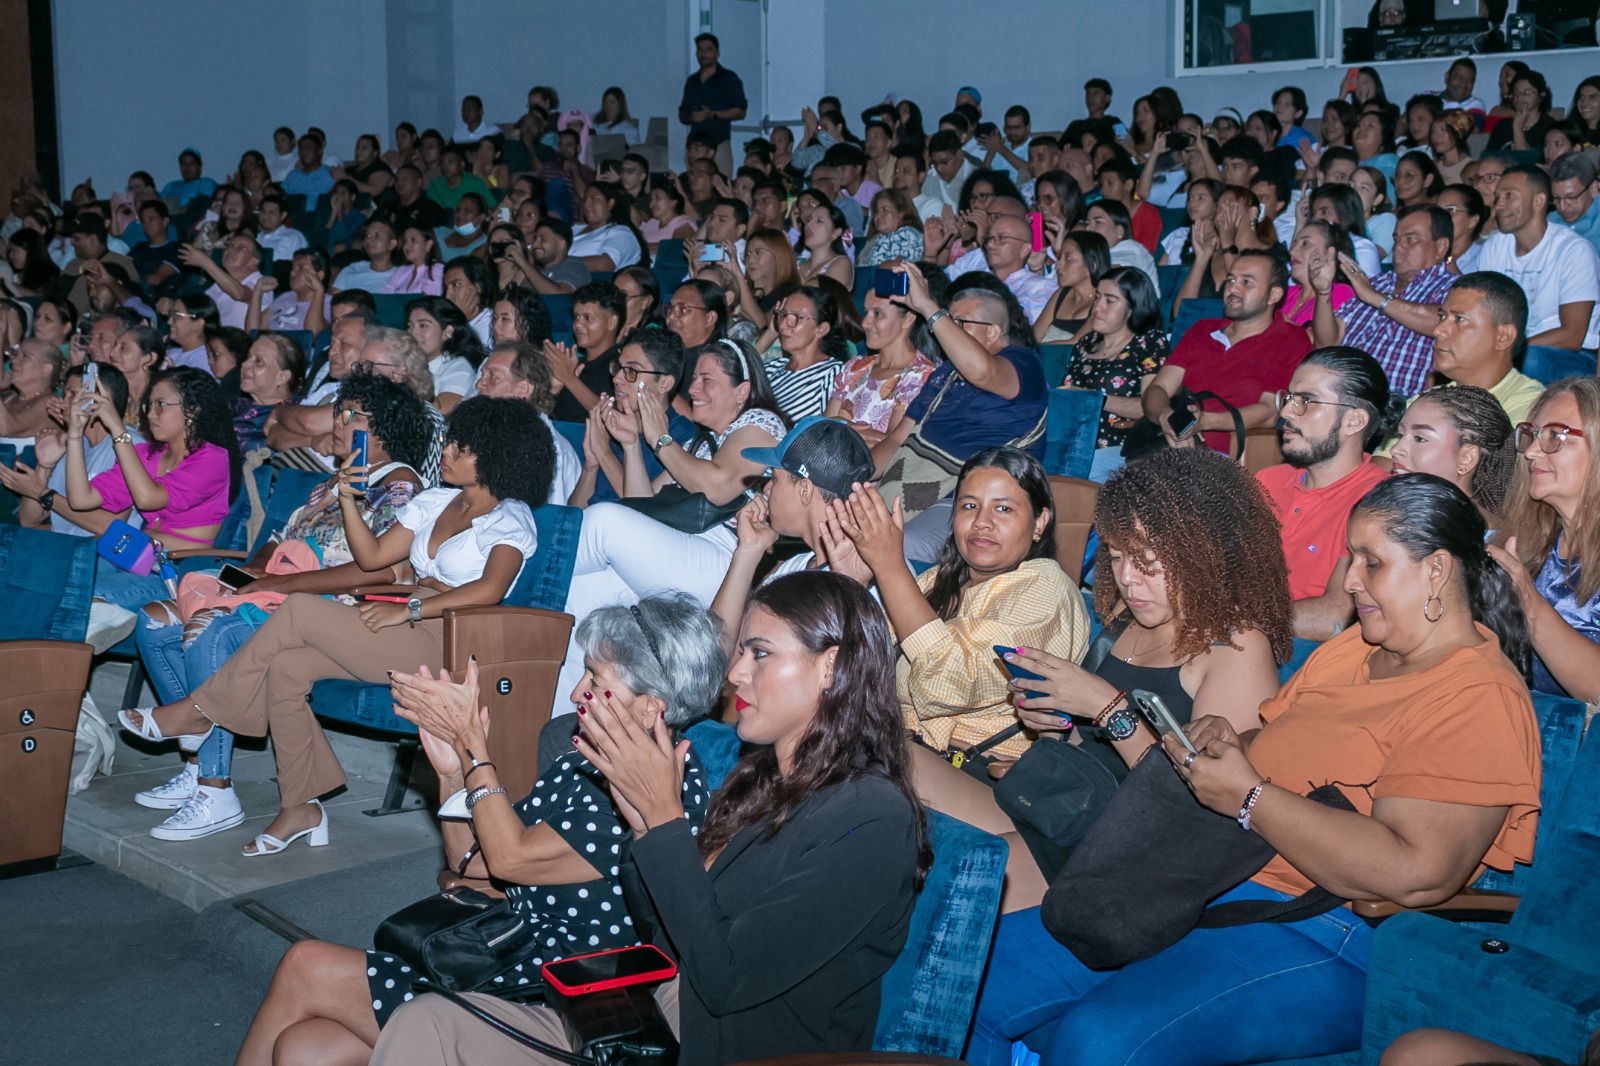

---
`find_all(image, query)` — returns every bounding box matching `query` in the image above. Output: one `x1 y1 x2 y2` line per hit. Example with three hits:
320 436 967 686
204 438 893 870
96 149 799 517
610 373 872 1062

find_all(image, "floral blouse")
1064 329 1171 449
277 464 421 568
828 352 937 433
858 226 924 269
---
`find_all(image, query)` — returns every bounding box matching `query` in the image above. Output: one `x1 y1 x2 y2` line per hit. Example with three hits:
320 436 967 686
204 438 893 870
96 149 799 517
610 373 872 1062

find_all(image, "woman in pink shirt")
1282 219 1356 333
65 365 240 609
385 224 445 296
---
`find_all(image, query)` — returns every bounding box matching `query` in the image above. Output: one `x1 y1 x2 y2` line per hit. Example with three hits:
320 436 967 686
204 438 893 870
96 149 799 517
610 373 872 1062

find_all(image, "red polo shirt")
1168 315 1312 453
1256 456 1389 600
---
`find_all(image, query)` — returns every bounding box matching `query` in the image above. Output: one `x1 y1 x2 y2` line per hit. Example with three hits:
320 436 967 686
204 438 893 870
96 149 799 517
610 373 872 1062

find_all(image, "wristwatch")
35 488 56 513
1101 706 1141 742
112 430 134 445
406 596 423 623
652 433 674 454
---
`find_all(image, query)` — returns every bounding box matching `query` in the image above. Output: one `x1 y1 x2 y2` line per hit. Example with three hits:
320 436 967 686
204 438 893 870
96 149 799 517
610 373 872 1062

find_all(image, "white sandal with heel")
242 800 330 858
117 706 215 752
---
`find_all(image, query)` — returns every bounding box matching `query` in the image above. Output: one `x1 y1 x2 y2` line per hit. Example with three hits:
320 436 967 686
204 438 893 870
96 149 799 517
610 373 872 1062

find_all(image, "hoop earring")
1423 594 1444 623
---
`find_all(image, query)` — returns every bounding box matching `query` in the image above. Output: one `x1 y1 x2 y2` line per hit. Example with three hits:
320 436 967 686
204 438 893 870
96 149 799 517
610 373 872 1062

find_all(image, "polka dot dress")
366 749 708 1026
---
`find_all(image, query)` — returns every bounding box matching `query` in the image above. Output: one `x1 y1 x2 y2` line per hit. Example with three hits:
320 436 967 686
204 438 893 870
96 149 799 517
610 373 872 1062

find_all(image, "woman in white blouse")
118 398 555 858
570 182 645 272
592 86 644 145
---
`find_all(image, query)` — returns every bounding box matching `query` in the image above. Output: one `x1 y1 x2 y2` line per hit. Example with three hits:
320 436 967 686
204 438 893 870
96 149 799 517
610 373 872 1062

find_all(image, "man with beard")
1256 347 1396 640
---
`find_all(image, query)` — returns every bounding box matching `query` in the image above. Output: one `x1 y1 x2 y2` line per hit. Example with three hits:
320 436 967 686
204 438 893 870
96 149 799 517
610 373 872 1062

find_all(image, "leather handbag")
615 431 746 534
417 981 678 1066
1040 749 1356 970
1120 387 1247 462
373 886 540 994
95 519 157 575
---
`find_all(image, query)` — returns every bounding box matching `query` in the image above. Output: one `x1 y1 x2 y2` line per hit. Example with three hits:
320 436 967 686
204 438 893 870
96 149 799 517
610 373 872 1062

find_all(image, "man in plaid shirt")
1313 204 1457 396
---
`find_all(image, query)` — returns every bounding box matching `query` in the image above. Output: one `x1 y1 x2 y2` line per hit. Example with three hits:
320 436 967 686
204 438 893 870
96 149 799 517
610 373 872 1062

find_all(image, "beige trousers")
190 592 444 807
370 979 681 1066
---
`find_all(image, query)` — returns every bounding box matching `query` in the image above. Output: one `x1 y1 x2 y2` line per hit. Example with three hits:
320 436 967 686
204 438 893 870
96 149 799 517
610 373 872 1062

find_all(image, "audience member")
571 182 645 271
179 233 274 329
385 223 445 295
1429 271 1544 426
1487 69 1555 153
281 134 335 199
1083 198 1158 294
1034 230 1109 344
1548 151 1600 257
825 288 938 445
425 144 492 212
1063 266 1170 481
159 149 216 205
1479 165 1600 383
1491 378 1600 701
231 333 305 452
0 335 62 437
1285 219 1356 332
545 280 625 422
1437 182 1489 273
472 339 580 504
763 285 847 420
1389 384 1516 521
332 218 400 293
405 295 487 412
678 32 747 175
61 215 137 314
443 257 496 344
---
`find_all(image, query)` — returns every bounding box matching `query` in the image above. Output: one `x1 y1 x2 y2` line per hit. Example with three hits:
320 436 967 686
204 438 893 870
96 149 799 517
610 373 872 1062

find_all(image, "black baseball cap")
741 415 875 498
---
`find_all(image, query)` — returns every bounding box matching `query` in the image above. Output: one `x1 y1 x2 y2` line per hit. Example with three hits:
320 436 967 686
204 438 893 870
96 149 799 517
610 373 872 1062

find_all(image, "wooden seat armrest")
347 584 420 598
167 548 249 560
1352 888 1521 922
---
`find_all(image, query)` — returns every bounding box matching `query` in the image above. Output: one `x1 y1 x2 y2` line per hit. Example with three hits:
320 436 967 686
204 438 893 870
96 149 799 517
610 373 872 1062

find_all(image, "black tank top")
1088 617 1196 724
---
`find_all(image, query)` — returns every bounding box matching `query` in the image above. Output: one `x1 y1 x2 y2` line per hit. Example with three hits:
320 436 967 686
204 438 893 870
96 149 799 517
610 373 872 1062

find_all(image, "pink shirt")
91 441 231 542
640 215 696 243
385 263 444 295
1282 284 1354 328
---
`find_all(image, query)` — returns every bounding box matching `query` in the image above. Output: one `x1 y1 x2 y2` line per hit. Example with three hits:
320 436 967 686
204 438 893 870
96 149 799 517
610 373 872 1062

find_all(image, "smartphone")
1112 121 1129 140
873 267 908 298
697 243 727 263
1026 211 1044 254
80 361 100 409
993 645 1048 701
541 944 676 996
1166 403 1199 439
216 563 257 591
350 429 368 491
1130 689 1198 754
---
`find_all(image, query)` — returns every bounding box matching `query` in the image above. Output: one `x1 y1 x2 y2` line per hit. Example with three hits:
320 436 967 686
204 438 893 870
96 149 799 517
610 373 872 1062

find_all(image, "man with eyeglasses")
1256 348 1392 640
1548 152 1600 257
977 214 1056 322
567 327 694 505
1478 164 1600 384
472 340 580 505
179 233 271 329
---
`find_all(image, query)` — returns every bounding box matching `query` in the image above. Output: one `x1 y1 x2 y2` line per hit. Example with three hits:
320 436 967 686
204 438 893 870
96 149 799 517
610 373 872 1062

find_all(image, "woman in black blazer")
369 570 931 1066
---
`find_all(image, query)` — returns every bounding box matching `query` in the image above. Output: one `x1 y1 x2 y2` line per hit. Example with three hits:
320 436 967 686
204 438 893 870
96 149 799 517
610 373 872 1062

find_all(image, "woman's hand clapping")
572 692 688 837
390 660 492 775
832 483 907 578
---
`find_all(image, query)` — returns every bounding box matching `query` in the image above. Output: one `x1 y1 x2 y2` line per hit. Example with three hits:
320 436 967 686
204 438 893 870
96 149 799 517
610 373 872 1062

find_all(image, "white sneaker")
149 786 245 841
134 763 199 810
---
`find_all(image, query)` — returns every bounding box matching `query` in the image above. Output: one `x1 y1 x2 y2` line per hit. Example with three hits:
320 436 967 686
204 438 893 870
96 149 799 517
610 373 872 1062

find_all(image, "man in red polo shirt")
1143 250 1311 455
1255 347 1395 639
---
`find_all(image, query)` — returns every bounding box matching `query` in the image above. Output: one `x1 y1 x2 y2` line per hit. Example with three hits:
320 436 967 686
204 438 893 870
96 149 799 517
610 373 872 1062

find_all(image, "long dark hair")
699 570 932 889
925 448 1055 621
1080 266 1161 356
615 264 661 326
586 180 652 270
407 296 489 368
142 367 243 501
788 284 850 361
1353 474 1531 679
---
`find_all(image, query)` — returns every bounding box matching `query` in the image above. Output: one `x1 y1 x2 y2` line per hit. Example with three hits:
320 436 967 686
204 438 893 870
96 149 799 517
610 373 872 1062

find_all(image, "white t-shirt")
1478 224 1600 350
469 308 493 346
333 261 396 293
430 354 478 399
593 120 644 145
1159 227 1190 265
1110 239 1160 294
397 487 539 587
570 223 642 269
260 226 308 265
208 271 273 329
542 413 581 506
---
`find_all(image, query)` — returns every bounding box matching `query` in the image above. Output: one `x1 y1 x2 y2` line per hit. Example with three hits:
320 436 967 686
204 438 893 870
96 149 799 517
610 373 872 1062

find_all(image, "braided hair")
1408 385 1516 517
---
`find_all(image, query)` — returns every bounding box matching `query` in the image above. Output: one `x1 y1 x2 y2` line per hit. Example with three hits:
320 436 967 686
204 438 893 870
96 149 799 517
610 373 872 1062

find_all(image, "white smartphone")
1130 689 1197 754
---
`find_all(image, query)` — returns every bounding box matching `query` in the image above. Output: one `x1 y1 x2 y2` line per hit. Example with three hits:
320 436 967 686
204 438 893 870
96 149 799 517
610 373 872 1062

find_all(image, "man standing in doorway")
679 32 747 177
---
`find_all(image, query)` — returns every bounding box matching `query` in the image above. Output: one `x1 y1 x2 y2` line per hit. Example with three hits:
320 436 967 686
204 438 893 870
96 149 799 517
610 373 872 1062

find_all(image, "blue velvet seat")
682 719 1009 1058
652 239 688 298
370 293 412 329
1169 296 1222 347
1042 387 1101 481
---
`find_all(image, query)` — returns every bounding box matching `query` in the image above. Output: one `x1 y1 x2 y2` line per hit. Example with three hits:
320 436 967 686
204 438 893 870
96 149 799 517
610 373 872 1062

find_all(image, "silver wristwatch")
406 596 423 623
652 432 674 454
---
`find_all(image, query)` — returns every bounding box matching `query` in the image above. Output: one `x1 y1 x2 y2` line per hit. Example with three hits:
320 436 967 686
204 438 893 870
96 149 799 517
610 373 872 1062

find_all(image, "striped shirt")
762 354 845 422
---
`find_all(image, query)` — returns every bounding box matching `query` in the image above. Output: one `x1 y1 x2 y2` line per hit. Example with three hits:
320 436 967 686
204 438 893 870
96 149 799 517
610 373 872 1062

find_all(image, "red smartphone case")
541 944 677 996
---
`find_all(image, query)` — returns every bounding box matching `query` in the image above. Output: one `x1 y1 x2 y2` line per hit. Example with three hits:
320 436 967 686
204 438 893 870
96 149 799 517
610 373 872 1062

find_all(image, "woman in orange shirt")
968 473 1542 1066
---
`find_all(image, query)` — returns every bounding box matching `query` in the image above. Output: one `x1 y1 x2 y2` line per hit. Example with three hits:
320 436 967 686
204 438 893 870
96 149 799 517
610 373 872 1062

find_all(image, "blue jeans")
92 558 170 611
135 611 258 779
967 881 1373 1066
1523 345 1597 386
1088 446 1126 484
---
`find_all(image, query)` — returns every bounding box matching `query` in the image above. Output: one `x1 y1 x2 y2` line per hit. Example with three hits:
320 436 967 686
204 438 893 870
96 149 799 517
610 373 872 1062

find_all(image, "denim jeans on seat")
1523 346 1598 386
967 880 1373 1066
92 559 171 611
135 610 258 779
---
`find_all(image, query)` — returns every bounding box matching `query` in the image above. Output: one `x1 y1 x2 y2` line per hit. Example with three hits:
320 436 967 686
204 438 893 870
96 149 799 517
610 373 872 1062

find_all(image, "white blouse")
397 487 538 587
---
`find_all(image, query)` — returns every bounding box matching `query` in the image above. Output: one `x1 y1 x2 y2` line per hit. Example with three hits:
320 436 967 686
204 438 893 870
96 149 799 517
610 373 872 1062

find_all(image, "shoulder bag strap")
410 981 592 1066
1187 390 1247 462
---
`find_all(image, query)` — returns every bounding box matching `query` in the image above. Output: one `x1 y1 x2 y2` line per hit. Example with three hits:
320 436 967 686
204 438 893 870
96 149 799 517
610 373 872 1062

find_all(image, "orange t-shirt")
1256 457 1389 600
1248 624 1541 897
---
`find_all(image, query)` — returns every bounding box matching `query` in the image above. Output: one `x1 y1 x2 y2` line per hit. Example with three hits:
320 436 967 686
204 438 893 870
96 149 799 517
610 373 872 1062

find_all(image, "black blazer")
628 773 920 1066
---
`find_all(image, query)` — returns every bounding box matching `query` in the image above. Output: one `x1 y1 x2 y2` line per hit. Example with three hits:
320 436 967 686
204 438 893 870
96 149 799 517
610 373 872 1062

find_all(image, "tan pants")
190 592 444 807
370 979 681 1065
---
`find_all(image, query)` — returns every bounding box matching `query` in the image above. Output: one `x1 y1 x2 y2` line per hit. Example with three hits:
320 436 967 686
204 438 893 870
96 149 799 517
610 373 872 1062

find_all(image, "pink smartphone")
1027 212 1044 253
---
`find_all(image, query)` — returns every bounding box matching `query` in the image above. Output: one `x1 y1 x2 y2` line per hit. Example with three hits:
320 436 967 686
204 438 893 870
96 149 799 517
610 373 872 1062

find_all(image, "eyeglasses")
774 310 815 325
336 406 369 424
1275 390 1356 416
141 399 179 414
664 301 706 317
953 316 996 330
983 233 1027 246
1515 421 1587 453
167 311 200 321
1472 172 1505 186
609 359 672 383
352 360 400 374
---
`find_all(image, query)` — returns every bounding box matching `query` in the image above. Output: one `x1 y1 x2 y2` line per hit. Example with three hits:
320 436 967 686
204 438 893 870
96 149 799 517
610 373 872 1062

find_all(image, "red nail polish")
577 706 586 716
571 735 580 745
603 691 612 699
582 691 593 701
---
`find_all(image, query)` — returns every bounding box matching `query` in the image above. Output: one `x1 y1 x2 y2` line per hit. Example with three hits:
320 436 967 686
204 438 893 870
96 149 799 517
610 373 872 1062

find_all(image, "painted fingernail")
582 691 593 701
1015 647 1027 654
577 706 586 716
470 654 477 663
571 735 580 745
386 671 393 677
603 691 612 699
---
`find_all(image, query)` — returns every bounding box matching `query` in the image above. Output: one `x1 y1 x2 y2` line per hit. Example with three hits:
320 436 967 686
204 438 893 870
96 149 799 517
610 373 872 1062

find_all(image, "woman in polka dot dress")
232 593 725 1066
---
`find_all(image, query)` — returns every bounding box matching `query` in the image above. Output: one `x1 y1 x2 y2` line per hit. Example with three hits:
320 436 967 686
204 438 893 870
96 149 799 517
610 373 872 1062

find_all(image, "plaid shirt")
1337 263 1457 397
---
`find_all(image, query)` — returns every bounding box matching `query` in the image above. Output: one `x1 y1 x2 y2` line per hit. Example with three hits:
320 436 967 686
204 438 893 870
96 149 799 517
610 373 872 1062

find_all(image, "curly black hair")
141 366 243 502
1093 447 1293 664
496 285 553 348
444 395 554 506
336 371 435 473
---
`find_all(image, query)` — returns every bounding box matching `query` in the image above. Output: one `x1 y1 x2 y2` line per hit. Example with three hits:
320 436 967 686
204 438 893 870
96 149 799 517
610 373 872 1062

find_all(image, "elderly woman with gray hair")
230 592 723 1066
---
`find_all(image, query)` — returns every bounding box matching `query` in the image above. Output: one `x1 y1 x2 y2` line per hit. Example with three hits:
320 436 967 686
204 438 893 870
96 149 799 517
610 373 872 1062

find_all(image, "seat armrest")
1353 888 1520 923
168 548 249 560
348 584 419 598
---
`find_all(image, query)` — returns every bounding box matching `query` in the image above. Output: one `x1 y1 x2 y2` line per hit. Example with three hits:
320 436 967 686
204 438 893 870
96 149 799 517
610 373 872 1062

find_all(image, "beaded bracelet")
1091 689 1129 730
1238 780 1270 832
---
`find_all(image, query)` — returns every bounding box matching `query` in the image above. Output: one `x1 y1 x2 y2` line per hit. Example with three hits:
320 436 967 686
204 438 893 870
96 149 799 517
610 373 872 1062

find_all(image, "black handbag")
373 887 541 993
1040 749 1356 970
415 979 678 1066
1120 386 1247 462
615 431 747 534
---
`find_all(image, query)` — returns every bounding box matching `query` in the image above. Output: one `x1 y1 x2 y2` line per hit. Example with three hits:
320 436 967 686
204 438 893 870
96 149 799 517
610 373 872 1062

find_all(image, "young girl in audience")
1035 231 1110 345
386 224 444 296
1155 177 1221 272
405 296 487 413
232 594 721 1066
970 473 1540 1066
1354 163 1396 257
738 227 802 328
1389 385 1516 522
192 185 254 252
1490 378 1600 701
130 373 430 843
371 571 928 1066
795 203 854 290
1392 150 1444 210
118 397 553 857
1310 182 1384 277
1061 266 1170 481
826 288 938 445
833 448 1090 909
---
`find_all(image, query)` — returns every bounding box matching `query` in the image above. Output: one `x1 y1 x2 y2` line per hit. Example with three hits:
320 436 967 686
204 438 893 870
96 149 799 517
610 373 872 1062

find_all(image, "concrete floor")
65 658 446 911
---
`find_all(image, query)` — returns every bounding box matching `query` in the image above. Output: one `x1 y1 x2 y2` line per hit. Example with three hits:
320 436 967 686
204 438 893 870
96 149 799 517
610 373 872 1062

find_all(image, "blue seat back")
1156 206 1190 240
549 420 586 456
680 719 1007 1057
1037 343 1074 389
544 294 574 339
1043 388 1102 480
1170 298 1222 347
652 240 688 298
371 293 413 329
0 526 97 642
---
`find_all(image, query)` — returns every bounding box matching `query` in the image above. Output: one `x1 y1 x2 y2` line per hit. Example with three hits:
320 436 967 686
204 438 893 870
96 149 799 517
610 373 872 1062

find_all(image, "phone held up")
993 645 1049 703
1026 212 1044 254
873 267 908 298
350 430 368 492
